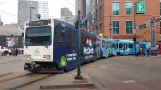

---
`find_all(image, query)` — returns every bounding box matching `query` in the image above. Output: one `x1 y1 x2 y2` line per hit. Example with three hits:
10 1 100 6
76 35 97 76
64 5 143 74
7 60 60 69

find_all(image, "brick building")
84 0 160 41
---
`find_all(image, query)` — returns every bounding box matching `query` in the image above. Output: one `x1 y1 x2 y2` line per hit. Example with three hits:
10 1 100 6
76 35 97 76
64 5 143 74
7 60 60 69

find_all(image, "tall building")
38 1 49 19
86 0 160 41
18 0 49 29
61 8 73 17
85 0 90 15
0 16 3 26
61 7 75 22
75 0 82 15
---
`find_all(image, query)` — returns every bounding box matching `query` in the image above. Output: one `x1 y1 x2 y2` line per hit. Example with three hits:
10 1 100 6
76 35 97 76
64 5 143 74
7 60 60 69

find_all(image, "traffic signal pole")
75 10 83 79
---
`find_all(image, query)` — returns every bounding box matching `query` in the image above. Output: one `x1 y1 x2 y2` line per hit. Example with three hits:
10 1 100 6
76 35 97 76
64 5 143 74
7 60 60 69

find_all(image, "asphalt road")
80 55 161 90
0 55 25 73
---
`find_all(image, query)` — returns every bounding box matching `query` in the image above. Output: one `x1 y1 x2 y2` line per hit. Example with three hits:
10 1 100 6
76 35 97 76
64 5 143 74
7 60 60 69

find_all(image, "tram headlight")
24 54 28 58
46 55 51 59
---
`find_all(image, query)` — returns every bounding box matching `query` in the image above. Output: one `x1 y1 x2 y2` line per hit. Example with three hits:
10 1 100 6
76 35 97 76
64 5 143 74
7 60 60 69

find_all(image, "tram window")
119 43 122 48
159 45 161 49
129 44 133 48
68 31 72 49
55 24 65 45
102 40 105 47
112 43 115 48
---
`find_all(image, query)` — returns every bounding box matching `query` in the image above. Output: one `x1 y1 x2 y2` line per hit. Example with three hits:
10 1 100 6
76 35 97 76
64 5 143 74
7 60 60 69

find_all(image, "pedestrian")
147 48 150 56
15 49 18 56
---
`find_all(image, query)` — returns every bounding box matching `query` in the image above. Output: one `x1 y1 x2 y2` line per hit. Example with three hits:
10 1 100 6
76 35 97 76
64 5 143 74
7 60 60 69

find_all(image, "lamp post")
29 7 35 21
75 10 83 79
133 2 137 56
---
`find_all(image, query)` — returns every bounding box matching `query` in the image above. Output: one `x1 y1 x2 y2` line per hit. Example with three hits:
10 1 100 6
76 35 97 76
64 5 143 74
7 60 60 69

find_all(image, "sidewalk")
40 72 95 89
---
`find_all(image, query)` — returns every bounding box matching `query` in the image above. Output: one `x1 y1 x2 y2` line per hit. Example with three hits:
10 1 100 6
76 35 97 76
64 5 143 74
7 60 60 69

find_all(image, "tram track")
0 72 54 90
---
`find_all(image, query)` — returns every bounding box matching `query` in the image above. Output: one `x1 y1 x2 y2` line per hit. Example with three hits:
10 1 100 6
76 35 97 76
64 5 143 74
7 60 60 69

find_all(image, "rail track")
0 72 54 90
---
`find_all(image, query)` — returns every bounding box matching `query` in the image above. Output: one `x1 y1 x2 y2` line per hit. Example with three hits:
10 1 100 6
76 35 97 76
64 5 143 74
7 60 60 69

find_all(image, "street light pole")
75 10 83 79
109 14 112 39
134 2 137 56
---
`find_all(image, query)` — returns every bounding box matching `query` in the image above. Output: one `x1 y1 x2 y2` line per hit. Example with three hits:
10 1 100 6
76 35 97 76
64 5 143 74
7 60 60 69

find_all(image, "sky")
0 0 75 24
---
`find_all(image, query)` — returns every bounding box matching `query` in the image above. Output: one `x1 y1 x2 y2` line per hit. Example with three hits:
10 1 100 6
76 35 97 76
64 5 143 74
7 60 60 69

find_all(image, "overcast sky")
0 0 75 24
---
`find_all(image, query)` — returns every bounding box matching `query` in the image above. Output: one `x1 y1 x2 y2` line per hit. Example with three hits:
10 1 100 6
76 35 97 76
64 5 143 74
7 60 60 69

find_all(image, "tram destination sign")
29 20 49 26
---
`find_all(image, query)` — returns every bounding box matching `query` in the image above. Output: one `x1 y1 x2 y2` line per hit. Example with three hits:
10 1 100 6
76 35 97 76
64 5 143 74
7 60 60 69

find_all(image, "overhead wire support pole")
133 2 137 56
75 9 83 80
109 14 112 39
64 0 83 79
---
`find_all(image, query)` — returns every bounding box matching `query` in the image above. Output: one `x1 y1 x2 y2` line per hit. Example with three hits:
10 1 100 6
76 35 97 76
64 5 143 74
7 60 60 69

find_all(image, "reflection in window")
112 2 119 15
25 26 51 46
126 2 132 15
54 24 65 45
126 21 133 34
112 21 119 34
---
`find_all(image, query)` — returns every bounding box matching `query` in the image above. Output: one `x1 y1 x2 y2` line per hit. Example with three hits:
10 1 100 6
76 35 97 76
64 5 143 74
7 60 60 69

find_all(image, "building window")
95 0 98 5
126 2 132 15
100 23 102 32
112 2 119 15
126 21 133 34
96 9 98 20
100 5 102 18
112 21 119 34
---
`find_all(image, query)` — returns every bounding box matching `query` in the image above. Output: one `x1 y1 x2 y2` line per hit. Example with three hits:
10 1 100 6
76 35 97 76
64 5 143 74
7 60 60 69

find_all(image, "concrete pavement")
1 55 161 90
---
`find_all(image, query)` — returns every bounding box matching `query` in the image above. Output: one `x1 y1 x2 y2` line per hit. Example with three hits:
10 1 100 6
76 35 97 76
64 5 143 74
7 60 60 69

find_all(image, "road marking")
122 80 136 83
99 66 107 69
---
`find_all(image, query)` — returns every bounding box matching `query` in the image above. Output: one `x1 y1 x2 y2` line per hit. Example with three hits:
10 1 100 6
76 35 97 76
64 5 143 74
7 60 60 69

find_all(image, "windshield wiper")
45 45 48 48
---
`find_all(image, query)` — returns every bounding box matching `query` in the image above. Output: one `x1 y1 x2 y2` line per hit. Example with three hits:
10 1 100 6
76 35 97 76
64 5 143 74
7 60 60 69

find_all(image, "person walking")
15 49 18 56
147 48 150 56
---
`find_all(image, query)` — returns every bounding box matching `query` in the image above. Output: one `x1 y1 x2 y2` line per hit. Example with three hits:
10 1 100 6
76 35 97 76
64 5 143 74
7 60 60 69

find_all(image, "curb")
0 72 13 77
40 83 94 89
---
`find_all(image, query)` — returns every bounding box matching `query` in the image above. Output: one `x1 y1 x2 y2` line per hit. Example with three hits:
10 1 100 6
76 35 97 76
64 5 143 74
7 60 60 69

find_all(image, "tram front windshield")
25 26 51 46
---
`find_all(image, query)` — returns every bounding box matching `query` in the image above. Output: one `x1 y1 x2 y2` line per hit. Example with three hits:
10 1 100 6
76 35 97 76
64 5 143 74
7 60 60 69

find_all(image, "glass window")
100 23 102 32
25 26 51 46
100 5 102 18
129 44 133 48
112 2 119 15
119 43 122 48
54 24 65 45
126 2 132 15
126 21 133 34
112 21 119 34
96 9 98 20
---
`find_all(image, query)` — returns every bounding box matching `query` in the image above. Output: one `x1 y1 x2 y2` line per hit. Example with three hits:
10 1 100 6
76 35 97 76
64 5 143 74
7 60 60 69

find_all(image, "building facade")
61 7 75 22
75 0 82 15
38 1 49 19
0 26 23 48
87 0 160 41
18 0 49 29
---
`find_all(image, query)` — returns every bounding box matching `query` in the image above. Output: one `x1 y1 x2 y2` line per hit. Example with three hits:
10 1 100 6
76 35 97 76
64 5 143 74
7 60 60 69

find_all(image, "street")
0 55 25 73
0 55 161 90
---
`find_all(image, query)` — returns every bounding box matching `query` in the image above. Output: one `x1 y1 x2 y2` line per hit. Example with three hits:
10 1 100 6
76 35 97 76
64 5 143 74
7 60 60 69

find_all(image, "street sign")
136 1 146 14
139 24 146 30
146 21 150 26
90 31 97 34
